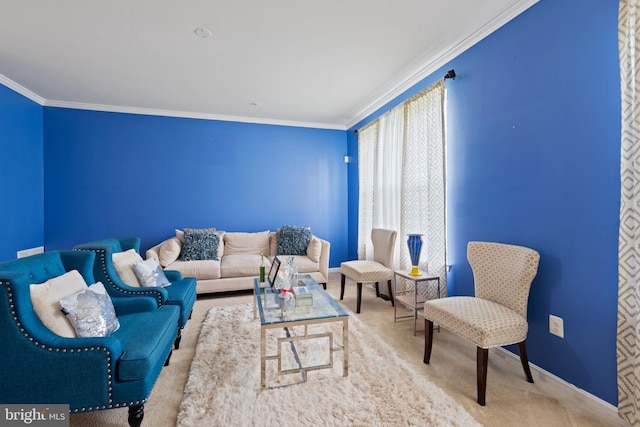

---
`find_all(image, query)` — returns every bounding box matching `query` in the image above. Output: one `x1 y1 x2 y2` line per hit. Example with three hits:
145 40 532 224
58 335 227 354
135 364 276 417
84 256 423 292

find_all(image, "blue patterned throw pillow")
181 232 220 261
277 225 312 256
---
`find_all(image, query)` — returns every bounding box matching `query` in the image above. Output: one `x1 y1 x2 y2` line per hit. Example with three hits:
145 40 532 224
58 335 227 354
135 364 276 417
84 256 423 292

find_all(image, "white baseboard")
493 347 626 426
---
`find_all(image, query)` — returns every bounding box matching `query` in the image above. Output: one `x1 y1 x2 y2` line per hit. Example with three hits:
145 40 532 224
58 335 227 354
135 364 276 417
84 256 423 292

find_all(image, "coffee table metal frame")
253 275 349 389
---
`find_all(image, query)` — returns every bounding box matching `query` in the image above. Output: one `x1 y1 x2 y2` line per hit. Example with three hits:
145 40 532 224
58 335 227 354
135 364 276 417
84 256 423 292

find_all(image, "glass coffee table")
253 274 349 389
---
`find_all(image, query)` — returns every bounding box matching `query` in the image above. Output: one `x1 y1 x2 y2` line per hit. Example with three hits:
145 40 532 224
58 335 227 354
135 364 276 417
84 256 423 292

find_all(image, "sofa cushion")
166 260 221 280
164 278 198 328
112 249 144 287
221 254 263 277
133 258 171 287
184 227 217 234
59 282 120 337
181 232 220 261
306 237 322 262
277 225 312 256
159 237 182 267
114 304 179 381
30 269 88 338
224 231 270 256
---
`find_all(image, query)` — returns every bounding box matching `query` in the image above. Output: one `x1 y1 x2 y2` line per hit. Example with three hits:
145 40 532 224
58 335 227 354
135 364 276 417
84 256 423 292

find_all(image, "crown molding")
345 0 539 129
1 0 536 132
0 73 45 105
41 99 345 130
42 99 346 130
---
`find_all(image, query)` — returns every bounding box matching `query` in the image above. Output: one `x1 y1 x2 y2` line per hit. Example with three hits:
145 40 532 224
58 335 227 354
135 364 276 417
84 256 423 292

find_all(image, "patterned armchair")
0 250 179 426
423 241 540 405
73 237 197 348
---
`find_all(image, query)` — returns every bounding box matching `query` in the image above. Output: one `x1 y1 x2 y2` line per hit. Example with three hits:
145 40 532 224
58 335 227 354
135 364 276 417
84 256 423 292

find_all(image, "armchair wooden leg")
164 349 173 367
518 341 534 383
174 329 182 349
340 274 346 300
423 319 434 364
477 347 489 406
356 283 363 313
128 404 144 427
320 282 327 290
387 280 394 306
375 282 380 297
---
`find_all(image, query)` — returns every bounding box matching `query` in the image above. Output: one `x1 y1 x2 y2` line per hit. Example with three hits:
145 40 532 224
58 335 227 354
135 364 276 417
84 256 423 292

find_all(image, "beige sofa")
146 229 330 295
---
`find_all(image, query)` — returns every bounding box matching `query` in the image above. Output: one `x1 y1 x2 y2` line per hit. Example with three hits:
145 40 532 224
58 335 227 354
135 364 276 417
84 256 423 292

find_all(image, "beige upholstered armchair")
340 228 397 313
423 241 540 405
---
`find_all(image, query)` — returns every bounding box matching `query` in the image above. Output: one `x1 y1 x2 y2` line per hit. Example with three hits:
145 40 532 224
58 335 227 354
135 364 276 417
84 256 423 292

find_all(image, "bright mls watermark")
0 405 69 427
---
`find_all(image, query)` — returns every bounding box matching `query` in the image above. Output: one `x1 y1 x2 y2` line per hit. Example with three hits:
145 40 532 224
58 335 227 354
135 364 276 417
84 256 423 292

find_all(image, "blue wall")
42 108 348 265
0 0 622 407
0 85 44 260
349 0 620 405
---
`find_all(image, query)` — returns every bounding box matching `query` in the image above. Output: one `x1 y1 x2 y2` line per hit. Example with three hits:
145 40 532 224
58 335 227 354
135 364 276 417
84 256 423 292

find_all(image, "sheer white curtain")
357 105 404 264
403 82 447 297
357 80 447 298
618 1 640 423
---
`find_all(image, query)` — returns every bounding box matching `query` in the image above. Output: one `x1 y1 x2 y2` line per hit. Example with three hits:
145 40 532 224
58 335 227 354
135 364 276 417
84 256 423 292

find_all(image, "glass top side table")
393 269 440 335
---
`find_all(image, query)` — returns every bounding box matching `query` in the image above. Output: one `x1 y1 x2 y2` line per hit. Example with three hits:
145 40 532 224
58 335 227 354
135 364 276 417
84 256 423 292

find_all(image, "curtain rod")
354 69 455 134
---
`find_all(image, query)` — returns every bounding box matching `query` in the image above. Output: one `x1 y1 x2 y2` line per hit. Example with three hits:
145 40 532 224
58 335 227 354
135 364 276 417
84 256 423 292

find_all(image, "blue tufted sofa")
74 237 197 349
0 250 180 427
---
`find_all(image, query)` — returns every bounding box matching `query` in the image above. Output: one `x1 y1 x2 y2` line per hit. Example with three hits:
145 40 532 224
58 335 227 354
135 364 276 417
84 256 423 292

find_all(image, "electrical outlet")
549 314 564 338
16 246 44 259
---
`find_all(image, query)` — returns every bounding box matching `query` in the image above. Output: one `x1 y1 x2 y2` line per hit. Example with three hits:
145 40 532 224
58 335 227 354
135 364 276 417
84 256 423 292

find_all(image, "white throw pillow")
269 230 280 257
30 270 88 338
215 231 225 259
306 237 322 262
133 258 171 287
59 282 120 337
112 249 144 287
159 237 182 267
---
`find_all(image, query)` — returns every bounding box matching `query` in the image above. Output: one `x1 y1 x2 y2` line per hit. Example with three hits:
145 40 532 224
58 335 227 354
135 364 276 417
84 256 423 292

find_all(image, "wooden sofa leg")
518 341 534 383
356 283 362 313
340 274 346 300
423 319 434 364
477 347 489 406
174 329 182 350
128 404 144 427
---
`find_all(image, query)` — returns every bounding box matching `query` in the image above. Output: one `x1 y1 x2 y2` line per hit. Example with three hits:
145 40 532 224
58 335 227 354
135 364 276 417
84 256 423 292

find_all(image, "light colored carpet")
69 273 622 426
176 303 482 427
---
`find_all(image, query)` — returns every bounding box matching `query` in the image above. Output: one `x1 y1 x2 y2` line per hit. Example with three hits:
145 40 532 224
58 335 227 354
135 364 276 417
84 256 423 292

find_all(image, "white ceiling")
0 0 537 130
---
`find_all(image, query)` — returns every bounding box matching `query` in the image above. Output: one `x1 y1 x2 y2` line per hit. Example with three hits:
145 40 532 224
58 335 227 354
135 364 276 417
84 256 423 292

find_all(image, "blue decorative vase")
407 234 423 276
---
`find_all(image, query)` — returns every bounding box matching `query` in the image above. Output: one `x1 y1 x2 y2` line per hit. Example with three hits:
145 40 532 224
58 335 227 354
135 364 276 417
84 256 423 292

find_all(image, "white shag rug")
177 303 482 427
